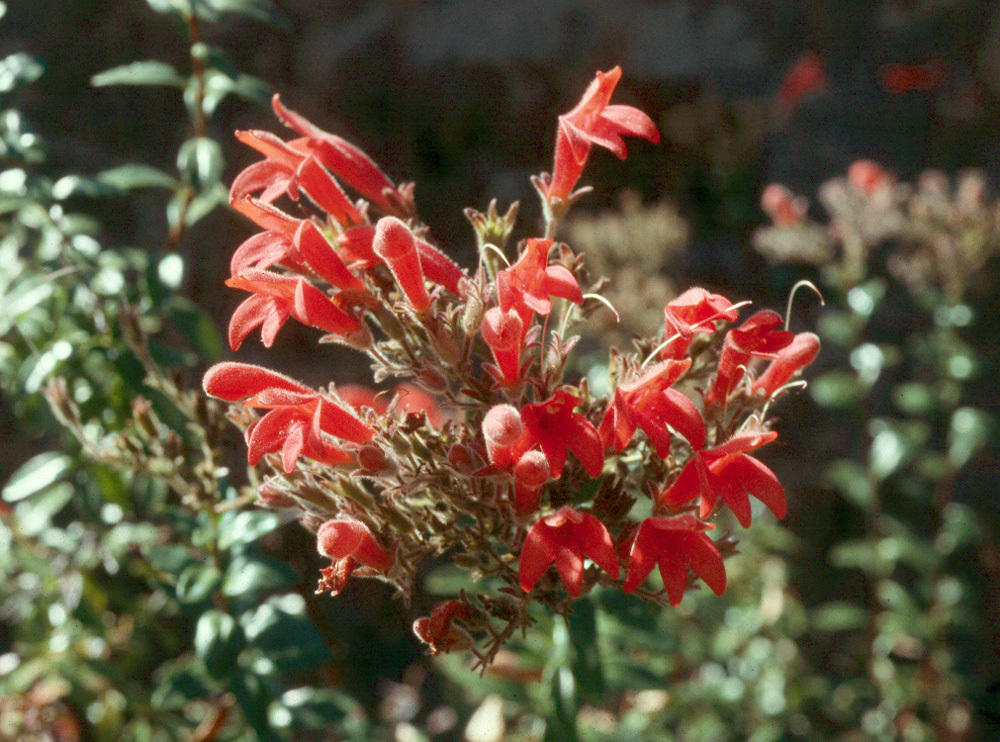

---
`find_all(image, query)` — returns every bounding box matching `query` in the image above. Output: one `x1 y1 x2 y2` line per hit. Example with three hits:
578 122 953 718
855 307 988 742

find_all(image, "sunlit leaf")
92 61 186 88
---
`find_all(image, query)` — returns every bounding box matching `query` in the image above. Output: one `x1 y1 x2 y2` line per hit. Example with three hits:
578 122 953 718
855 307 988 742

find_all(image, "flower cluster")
203 69 817 661
755 161 1000 298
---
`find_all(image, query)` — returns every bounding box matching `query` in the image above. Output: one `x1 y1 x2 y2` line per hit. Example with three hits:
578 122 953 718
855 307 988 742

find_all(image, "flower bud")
482 404 524 466
513 450 550 515
372 216 431 312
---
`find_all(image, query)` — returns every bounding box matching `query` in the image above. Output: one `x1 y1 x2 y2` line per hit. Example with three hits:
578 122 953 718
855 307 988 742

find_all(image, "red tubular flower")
703 310 794 406
203 362 374 472
226 269 360 349
761 184 808 227
337 383 446 428
271 94 410 216
658 423 785 528
599 358 703 457
510 389 603 479
413 600 473 655
519 506 619 597
542 66 660 207
230 198 362 290
482 404 524 467
316 519 393 570
231 129 366 228
753 331 820 396
496 238 583 323
371 216 431 312
622 515 726 604
316 519 393 596
512 450 550 515
480 307 526 387
848 160 891 195
660 287 739 359
337 224 465 294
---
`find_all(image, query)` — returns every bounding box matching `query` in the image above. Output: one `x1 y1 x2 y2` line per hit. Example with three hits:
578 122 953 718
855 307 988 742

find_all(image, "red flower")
703 310 794 406
761 184 808 227
334 224 466 295
753 331 820 396
512 450 550 515
541 66 660 207
337 383 447 428
847 160 892 195
510 389 603 479
271 94 412 217
776 51 828 113
316 519 393 596
496 238 583 323
657 423 785 528
480 307 526 387
372 216 431 312
230 199 362 291
231 129 365 228
226 269 361 349
482 404 524 467
622 515 726 604
203 362 374 472
599 358 703 457
413 600 473 655
660 287 739 359
519 506 619 597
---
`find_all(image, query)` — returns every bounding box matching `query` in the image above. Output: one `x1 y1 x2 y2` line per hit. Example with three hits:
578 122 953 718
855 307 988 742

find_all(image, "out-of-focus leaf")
3 451 72 502
948 406 991 469
891 382 935 416
0 53 44 93
176 563 222 604
195 610 244 679
809 371 861 408
167 295 224 360
204 0 289 27
96 164 179 192
241 595 330 674
177 137 223 191
218 510 281 550
229 673 282 742
867 418 929 481
14 481 74 536
811 601 868 632
823 460 875 512
276 687 366 733
92 61 186 88
151 663 211 710
222 553 297 598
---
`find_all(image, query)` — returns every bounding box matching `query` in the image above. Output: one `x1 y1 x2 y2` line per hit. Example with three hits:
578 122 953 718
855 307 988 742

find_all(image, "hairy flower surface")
542 66 660 208
622 516 726 603
520 507 618 597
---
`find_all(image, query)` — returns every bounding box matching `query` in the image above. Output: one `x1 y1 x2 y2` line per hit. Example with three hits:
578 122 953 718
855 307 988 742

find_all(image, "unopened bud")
358 444 390 473
460 288 485 336
482 404 523 467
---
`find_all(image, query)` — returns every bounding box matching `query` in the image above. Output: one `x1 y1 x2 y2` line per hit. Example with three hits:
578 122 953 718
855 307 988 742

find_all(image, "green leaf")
204 0 289 27
176 563 222 604
14 481 74 536
96 164 179 192
222 554 297 598
218 510 281 550
3 452 72 502
229 673 282 742
276 687 365 732
194 610 244 679
809 371 861 408
241 595 330 674
867 418 930 481
176 137 224 191
168 296 224 360
811 601 868 632
91 61 186 88
948 406 991 469
823 460 875 512
0 53 44 93
891 382 936 416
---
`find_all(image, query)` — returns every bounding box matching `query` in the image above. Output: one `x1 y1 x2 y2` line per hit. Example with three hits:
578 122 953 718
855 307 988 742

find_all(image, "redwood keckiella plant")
203 69 818 663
